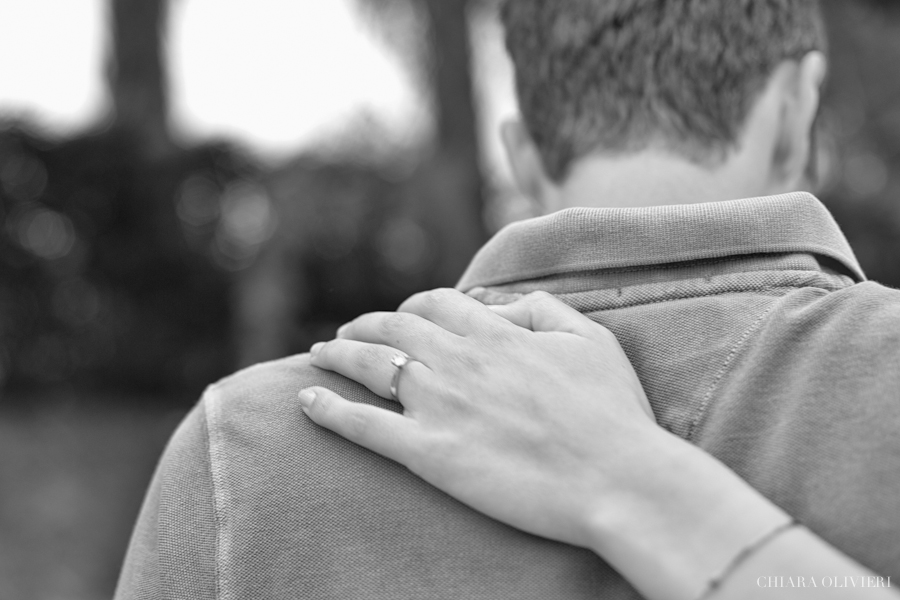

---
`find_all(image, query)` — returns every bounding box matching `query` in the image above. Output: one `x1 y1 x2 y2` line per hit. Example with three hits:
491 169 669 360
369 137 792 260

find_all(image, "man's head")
499 0 828 211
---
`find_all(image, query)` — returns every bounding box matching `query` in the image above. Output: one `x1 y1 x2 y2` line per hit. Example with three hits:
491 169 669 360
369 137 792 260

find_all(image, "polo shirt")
115 192 900 600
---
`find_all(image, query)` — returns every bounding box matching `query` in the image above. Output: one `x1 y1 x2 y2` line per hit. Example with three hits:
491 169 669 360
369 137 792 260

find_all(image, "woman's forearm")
587 430 897 600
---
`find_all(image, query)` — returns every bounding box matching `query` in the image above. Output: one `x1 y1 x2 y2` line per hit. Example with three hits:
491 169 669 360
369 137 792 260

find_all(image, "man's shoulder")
142 353 617 600
160 351 405 491
202 353 394 427
196 353 398 470
114 357 337 600
206 353 337 407
772 280 900 353
151 354 367 504
724 280 900 392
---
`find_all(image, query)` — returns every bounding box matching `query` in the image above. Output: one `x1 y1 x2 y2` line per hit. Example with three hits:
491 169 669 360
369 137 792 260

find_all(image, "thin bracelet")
697 519 798 600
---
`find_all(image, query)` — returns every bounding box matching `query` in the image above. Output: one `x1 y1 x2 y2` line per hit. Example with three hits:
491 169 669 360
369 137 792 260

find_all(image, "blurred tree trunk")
235 0 491 366
427 0 480 157
106 0 172 157
418 0 488 286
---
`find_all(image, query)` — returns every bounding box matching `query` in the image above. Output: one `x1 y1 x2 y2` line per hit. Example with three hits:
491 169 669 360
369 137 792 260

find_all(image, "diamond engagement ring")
389 354 410 401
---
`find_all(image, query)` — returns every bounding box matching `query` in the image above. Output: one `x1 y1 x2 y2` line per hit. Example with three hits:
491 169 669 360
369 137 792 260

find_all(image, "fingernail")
309 342 324 357
298 388 316 410
336 323 349 338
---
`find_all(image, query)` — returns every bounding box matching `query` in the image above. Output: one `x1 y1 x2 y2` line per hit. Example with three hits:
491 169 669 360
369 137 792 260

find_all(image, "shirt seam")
202 386 231 600
565 282 838 312
684 302 779 442
512 253 833 279
461 244 865 290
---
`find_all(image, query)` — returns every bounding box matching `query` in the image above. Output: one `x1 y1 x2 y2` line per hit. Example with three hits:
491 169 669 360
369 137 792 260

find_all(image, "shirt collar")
457 192 865 291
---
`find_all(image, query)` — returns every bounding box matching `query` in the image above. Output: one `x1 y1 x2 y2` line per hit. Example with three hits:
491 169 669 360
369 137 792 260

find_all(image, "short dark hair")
501 0 826 181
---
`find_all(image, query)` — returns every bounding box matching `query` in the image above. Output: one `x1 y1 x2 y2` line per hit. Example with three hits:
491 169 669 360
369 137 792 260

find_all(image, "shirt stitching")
561 283 835 312
515 253 825 278
684 303 779 442
202 386 231 600
462 242 865 290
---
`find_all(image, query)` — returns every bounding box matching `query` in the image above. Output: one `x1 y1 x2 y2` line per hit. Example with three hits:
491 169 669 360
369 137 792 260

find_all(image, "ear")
500 119 561 213
769 51 827 190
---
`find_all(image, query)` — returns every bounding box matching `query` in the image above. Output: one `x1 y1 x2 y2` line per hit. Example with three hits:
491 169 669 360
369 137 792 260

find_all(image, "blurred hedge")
0 125 253 399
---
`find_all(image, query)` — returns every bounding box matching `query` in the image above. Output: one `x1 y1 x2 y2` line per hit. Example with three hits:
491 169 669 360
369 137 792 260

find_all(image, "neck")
552 149 782 210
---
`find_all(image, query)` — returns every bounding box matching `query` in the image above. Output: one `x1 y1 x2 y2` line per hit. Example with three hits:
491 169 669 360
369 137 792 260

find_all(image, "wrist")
584 430 790 600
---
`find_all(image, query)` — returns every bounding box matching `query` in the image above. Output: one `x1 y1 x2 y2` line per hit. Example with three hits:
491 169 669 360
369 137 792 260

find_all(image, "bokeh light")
15 207 77 261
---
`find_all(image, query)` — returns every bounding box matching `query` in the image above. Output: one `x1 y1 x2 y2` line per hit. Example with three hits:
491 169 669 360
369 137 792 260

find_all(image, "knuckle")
431 287 457 301
417 288 455 312
378 312 407 339
415 289 442 313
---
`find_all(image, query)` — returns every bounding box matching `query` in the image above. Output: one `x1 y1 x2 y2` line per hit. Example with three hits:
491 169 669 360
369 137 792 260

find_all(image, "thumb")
488 291 611 343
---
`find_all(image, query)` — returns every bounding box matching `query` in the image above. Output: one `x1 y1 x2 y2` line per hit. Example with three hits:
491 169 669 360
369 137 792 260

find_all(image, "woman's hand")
302 288 656 549
300 289 894 600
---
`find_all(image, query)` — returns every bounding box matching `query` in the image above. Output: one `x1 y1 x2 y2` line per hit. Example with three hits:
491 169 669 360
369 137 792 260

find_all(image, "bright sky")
0 0 109 130
0 0 516 168
168 0 426 155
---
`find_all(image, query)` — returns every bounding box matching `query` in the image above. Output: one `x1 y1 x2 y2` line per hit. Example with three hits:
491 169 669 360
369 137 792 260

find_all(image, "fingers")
310 339 433 403
299 387 417 465
398 288 508 337
310 340 396 399
336 310 458 359
488 291 614 343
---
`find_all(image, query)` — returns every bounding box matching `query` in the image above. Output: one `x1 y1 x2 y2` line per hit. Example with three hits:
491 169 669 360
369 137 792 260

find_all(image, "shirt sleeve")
114 400 219 600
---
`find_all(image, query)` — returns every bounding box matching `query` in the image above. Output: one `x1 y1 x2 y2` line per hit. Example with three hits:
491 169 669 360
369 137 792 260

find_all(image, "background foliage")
2 0 900 402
